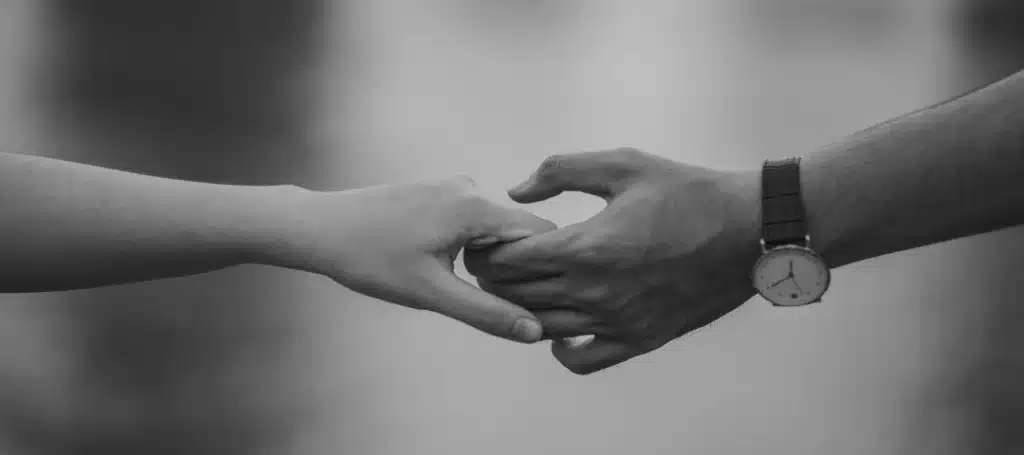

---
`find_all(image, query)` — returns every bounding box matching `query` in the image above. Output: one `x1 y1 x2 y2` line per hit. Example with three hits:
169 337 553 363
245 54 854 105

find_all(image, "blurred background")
0 0 1022 454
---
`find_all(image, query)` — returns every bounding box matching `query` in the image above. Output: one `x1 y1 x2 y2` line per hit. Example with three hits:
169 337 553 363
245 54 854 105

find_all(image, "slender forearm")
0 152 302 292
803 70 1024 269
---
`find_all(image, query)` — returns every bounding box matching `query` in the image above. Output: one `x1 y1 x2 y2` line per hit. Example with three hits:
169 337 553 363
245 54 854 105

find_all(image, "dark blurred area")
955 0 1024 82
4 1 335 454
40 0 330 184
0 0 1022 454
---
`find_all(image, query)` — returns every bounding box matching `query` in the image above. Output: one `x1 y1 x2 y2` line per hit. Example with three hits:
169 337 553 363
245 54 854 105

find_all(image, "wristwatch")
751 157 831 307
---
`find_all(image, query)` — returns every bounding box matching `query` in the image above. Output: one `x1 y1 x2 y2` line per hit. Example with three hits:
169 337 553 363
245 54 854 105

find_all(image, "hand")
464 148 763 374
275 175 557 343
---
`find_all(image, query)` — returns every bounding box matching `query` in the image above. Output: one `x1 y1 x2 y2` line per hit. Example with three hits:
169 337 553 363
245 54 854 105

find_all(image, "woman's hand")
272 175 557 343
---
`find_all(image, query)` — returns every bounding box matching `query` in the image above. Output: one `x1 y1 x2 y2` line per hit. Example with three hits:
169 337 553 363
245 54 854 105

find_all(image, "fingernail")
513 318 543 343
563 334 595 349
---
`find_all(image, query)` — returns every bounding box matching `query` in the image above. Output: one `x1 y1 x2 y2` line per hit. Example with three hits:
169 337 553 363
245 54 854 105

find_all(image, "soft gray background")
0 0 1022 454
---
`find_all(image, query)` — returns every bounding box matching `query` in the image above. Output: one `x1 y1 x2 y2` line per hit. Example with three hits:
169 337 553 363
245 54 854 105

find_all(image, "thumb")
409 260 544 343
508 148 647 203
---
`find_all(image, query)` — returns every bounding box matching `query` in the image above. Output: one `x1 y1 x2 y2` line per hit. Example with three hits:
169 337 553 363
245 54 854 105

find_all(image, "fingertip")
507 178 531 196
550 337 628 375
513 317 544 343
506 186 532 202
419 266 547 343
507 184 558 204
550 343 597 376
506 173 550 203
562 334 595 349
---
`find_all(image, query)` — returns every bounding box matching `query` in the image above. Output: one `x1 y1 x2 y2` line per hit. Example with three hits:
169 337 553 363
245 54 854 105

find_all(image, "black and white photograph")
0 0 1021 454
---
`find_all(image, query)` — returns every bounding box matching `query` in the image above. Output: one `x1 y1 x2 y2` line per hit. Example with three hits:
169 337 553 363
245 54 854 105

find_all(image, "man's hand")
272 175 557 343
464 148 763 374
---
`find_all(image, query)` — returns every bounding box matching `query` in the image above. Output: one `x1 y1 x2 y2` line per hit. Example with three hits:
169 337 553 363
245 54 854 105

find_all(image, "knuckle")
538 154 572 177
613 146 644 158
572 285 609 306
605 147 646 165
598 147 651 176
570 230 631 267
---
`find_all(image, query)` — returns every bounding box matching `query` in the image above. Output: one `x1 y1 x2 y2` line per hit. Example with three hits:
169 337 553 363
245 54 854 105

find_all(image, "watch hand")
787 260 794 277
768 276 790 288
791 278 805 294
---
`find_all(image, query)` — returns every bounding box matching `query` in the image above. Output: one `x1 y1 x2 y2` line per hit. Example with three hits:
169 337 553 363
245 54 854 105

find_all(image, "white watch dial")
752 245 830 306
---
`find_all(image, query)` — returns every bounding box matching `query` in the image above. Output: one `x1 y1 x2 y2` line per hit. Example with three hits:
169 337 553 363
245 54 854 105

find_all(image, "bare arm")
0 152 552 342
463 69 1024 373
0 152 295 292
802 70 1024 268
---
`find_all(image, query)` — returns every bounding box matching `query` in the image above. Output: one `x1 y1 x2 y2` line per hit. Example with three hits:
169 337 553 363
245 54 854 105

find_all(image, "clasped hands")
279 148 764 374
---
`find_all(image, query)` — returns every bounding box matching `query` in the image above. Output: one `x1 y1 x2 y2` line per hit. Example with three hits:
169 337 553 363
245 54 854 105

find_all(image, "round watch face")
752 245 830 307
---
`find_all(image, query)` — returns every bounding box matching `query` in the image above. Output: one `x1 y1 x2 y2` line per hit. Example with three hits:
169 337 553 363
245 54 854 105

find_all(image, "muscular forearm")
0 152 301 292
801 70 1024 269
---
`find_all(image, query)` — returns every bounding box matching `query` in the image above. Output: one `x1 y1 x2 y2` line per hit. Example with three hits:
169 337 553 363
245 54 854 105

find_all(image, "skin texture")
465 148 761 375
467 68 1024 376
0 152 553 343
277 175 556 342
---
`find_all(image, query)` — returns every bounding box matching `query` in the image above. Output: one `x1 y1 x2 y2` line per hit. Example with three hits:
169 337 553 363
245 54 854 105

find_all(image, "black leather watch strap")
761 157 808 250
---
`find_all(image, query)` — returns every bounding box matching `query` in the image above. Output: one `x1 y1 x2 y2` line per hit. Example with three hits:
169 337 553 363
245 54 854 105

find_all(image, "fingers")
507 148 650 203
462 203 558 250
534 310 606 339
440 175 557 248
463 224 590 281
407 259 544 344
551 336 634 375
475 277 574 309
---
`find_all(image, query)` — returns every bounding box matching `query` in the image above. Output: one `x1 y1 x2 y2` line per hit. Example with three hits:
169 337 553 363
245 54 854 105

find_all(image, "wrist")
730 156 846 269
229 183 319 270
720 168 764 271
799 154 847 268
